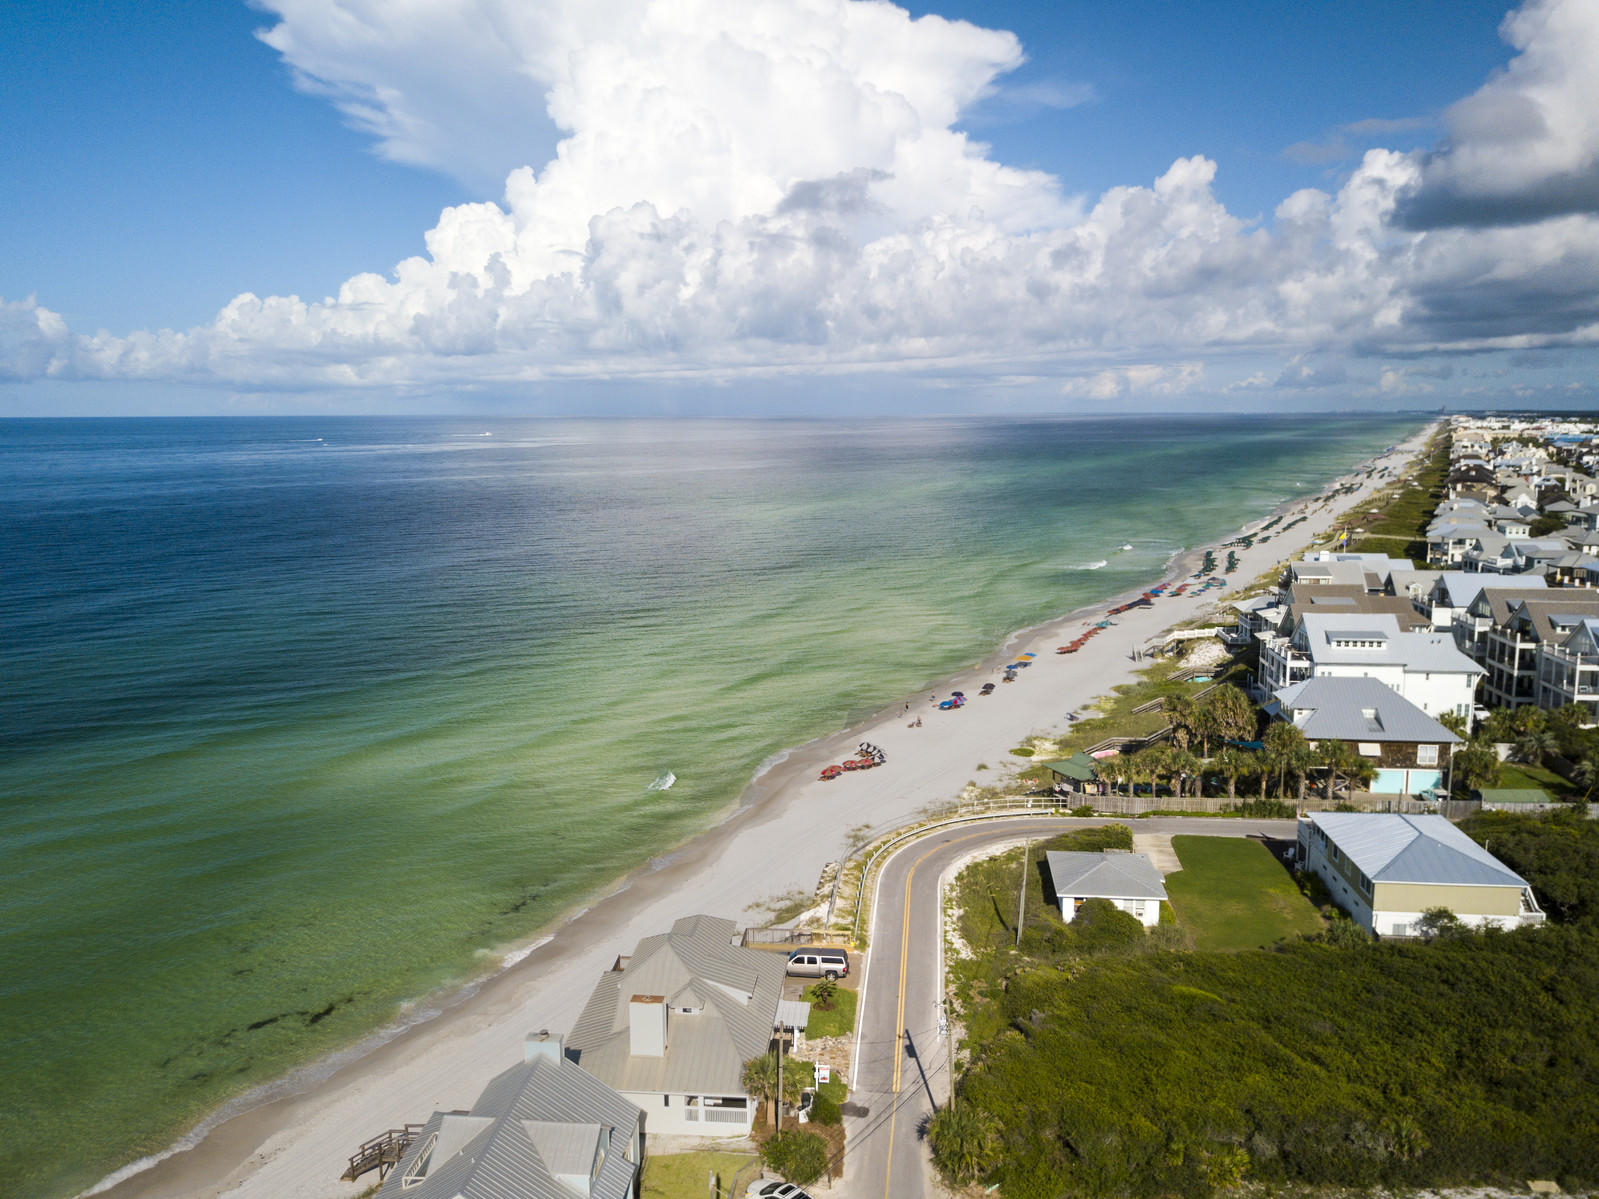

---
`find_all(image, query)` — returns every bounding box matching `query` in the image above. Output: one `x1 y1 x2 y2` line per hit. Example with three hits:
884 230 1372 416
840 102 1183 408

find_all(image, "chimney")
628 995 667 1058
525 1029 565 1065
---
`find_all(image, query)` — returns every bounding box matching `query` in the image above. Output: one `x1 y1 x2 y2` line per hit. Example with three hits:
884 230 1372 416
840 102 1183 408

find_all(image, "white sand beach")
94 422 1438 1199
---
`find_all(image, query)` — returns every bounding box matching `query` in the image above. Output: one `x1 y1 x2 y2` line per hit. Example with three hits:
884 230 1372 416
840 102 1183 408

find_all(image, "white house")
566 915 807 1137
1045 851 1167 928
1258 611 1483 725
1296 812 1544 937
375 1031 644 1199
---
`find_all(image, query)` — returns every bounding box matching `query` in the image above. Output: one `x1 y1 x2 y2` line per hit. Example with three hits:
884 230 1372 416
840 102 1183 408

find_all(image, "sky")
3 0 1598 416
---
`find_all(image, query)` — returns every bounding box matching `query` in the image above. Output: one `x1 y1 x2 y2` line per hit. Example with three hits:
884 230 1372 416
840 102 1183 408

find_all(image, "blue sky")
3 0 1597 414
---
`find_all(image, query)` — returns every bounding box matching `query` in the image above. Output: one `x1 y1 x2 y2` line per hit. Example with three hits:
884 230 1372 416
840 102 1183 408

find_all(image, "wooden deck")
341 1124 426 1183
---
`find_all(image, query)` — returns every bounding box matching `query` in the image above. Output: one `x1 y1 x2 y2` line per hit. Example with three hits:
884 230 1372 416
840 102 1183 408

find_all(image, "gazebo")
1035 752 1100 794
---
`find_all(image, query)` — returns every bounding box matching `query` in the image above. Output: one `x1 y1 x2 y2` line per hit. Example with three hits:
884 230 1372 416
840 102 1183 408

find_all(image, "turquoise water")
0 414 1422 1195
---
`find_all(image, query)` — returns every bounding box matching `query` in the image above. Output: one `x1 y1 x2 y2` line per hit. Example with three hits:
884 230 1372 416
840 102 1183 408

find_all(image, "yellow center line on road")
881 823 1048 1199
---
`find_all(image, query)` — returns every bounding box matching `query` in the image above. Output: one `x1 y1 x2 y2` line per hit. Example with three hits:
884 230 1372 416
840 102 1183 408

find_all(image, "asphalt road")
842 816 1299 1199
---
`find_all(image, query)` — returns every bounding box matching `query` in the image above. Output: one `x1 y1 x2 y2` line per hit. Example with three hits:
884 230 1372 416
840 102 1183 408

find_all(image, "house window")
1357 742 1381 757
1417 744 1438 766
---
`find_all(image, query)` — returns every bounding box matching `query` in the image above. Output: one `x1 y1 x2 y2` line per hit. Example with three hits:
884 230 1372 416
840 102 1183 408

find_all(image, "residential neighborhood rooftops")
1300 812 1529 889
1431 571 1546 610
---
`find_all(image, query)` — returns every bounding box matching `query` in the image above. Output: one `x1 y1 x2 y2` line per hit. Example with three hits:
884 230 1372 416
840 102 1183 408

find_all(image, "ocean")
0 413 1423 1195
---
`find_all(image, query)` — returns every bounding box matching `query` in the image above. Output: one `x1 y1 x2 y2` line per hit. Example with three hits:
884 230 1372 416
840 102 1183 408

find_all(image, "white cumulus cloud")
4 0 1599 399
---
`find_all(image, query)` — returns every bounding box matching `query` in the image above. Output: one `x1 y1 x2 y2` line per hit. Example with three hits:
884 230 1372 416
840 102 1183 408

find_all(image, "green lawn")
1164 836 1324 951
641 1150 759 1199
799 983 856 1039
1497 762 1572 797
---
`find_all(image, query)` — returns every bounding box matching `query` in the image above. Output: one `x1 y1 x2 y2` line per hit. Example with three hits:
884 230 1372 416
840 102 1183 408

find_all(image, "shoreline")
89 420 1438 1199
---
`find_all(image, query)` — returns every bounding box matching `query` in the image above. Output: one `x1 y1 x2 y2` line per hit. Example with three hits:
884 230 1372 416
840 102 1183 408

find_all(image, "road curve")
843 816 1299 1199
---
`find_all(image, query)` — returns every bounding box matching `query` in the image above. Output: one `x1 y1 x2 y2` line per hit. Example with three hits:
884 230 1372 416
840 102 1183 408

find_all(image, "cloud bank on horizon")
4 0 1599 401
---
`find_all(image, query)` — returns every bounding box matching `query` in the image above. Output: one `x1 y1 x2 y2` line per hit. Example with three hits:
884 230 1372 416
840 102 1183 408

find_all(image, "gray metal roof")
567 915 785 1101
1296 613 1482 675
1433 570 1546 609
1273 677 1461 744
376 1047 642 1199
1302 812 1529 888
1044 851 1168 903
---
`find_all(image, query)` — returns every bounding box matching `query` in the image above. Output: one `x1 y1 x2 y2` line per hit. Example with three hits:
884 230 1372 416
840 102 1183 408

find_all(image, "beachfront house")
1045 851 1167 928
1481 594 1599 709
566 915 806 1137
1296 812 1544 937
375 1031 644 1199
1270 676 1460 796
1255 612 1482 725
1424 572 1545 639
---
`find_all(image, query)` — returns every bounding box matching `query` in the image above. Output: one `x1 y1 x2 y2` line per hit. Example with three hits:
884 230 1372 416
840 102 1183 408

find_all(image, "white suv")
785 949 848 980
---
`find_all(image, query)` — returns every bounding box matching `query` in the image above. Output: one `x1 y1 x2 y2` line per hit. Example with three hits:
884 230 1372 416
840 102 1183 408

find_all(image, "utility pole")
775 1020 783 1134
1015 838 1031 948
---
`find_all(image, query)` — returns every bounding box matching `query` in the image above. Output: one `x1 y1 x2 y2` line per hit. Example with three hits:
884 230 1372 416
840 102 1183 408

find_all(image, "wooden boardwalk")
342 1124 426 1183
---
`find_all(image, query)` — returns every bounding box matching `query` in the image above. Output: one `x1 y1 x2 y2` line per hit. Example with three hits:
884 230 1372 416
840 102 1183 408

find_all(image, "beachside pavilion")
1036 752 1100 794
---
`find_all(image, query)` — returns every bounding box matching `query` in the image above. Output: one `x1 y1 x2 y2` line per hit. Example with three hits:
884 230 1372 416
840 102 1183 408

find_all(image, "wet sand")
90 422 1437 1199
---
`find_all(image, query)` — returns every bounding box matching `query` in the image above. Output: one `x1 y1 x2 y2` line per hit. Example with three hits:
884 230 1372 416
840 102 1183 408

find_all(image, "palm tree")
1451 743 1502 795
1514 728 1558 768
1573 755 1598 800
926 1101 1000 1184
1343 753 1377 798
741 1050 803 1128
1317 740 1358 804
1161 695 1196 753
1198 685 1256 758
1263 723 1309 798
1140 745 1173 798
1166 747 1201 798
1212 747 1251 800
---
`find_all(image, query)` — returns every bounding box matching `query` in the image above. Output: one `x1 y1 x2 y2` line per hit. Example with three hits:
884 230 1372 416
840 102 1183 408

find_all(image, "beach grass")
799 983 856 1039
1343 431 1450 564
1164 836 1325 951
641 1150 760 1199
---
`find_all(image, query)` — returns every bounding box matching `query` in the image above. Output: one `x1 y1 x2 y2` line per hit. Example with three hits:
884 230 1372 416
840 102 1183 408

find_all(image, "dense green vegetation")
953 927 1599 1196
1463 703 1599 800
932 812 1599 1195
1460 808 1599 926
1163 837 1324 951
1344 431 1450 564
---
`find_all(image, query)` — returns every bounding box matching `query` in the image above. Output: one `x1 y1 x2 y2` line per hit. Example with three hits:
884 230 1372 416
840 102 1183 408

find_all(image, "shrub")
808 1092 842 1126
1231 798 1297 818
927 1101 1000 1184
1010 747 1035 757
761 1129 829 1186
1070 898 1145 953
809 977 838 1010
1071 804 1096 817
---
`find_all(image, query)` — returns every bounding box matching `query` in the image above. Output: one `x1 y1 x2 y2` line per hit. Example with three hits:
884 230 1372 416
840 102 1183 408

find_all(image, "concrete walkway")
1132 832 1182 875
